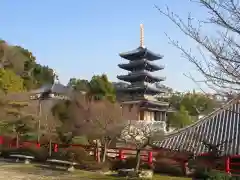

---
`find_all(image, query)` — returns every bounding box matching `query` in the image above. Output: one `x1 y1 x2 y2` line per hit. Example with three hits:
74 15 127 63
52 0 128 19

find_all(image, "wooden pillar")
140 110 144 120
225 156 230 174
164 112 167 122
182 161 188 176
0 136 3 145
148 151 153 165
119 149 124 161
54 144 58 152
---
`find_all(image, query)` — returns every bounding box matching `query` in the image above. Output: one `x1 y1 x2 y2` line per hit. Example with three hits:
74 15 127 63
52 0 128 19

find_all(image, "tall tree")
168 105 192 128
0 41 54 90
89 74 116 102
169 92 218 115
32 64 54 88
68 78 89 92
4 101 36 148
0 42 28 75
156 0 240 94
0 69 25 93
167 92 218 128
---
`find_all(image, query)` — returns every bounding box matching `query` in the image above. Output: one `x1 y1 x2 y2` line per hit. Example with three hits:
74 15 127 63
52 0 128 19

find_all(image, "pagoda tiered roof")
121 99 169 109
119 47 163 61
118 59 164 72
117 71 165 83
117 84 165 94
153 96 240 156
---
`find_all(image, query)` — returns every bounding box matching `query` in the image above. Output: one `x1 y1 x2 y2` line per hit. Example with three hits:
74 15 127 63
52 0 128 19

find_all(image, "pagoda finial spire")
140 24 144 48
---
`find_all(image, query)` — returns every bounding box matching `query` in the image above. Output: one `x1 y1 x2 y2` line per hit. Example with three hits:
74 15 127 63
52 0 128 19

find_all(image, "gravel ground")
0 162 93 180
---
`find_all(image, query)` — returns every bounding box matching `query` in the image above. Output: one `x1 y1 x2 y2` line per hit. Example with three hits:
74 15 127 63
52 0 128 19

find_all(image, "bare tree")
72 99 128 163
120 121 165 172
52 92 128 162
41 112 62 156
155 0 240 94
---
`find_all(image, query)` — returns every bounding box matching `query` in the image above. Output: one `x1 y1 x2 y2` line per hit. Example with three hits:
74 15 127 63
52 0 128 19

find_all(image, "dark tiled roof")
119 47 163 61
117 71 165 83
153 96 240 156
31 83 71 95
116 84 166 94
118 60 164 72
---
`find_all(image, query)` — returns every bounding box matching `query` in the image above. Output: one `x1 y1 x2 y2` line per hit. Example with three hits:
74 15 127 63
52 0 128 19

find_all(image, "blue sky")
0 0 209 92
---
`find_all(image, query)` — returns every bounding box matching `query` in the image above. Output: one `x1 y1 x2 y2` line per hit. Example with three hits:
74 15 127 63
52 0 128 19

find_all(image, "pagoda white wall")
143 111 155 121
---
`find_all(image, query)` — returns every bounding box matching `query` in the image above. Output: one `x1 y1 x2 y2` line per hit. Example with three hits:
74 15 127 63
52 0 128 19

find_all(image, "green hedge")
1 146 48 162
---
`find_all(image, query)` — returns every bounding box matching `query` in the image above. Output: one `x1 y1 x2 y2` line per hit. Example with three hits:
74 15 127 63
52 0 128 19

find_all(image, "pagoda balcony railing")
144 95 158 101
130 82 160 88
120 94 146 101
127 70 150 75
120 94 168 103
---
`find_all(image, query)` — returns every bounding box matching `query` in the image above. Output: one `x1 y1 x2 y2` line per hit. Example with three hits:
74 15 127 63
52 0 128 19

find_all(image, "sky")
0 0 210 92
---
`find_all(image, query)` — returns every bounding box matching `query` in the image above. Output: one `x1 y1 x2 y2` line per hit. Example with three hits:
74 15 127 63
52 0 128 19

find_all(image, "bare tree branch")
155 0 240 93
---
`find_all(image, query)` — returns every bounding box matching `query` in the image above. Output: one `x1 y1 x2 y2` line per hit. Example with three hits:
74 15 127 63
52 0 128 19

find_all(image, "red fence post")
119 149 124 160
148 151 153 165
0 136 3 145
54 144 58 152
225 156 230 174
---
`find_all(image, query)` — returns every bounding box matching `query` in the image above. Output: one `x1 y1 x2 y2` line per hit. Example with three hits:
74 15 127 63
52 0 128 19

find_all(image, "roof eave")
119 47 163 60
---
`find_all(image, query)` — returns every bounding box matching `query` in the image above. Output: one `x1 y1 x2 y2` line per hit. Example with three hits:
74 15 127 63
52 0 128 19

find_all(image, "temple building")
153 95 240 174
30 70 71 100
116 24 171 122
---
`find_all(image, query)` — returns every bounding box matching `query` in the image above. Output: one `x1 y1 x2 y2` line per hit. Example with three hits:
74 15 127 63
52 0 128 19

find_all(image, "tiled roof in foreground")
153 96 240 156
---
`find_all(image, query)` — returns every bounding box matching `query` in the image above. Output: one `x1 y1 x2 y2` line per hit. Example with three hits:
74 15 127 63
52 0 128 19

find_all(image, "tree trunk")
49 139 52 157
16 133 19 148
101 141 108 163
37 100 42 143
135 149 141 172
96 140 100 163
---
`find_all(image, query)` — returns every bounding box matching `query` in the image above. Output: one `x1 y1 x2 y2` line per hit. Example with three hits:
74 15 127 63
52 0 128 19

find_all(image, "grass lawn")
72 170 191 180
0 163 191 180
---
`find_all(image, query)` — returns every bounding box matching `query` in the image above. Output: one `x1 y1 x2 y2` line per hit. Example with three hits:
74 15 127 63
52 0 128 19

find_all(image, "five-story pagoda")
117 24 169 122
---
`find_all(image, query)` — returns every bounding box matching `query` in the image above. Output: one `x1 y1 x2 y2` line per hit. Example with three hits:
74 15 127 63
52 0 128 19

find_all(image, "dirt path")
0 164 91 180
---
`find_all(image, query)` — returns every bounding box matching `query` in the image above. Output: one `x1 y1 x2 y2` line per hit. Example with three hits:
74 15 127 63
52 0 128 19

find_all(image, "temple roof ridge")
119 47 163 61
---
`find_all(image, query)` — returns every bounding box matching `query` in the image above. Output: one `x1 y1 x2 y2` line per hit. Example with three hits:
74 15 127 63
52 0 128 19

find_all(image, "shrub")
140 162 153 170
50 148 67 160
109 157 153 171
193 169 231 180
153 158 184 176
110 159 126 170
1 146 48 162
1 147 19 157
66 146 92 163
192 167 210 179
19 146 48 162
80 160 110 172
0 136 14 148
72 136 89 145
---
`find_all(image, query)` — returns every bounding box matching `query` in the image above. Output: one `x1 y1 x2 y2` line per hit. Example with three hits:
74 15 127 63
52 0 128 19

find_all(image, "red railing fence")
1 136 240 175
